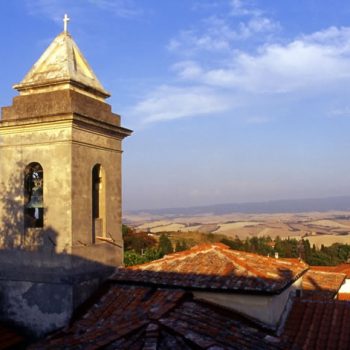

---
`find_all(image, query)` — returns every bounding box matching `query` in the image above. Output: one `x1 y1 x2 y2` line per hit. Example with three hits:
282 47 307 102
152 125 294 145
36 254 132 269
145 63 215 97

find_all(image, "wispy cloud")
172 61 203 80
168 15 280 54
229 0 263 17
168 0 279 55
129 85 233 124
174 27 350 93
135 18 350 124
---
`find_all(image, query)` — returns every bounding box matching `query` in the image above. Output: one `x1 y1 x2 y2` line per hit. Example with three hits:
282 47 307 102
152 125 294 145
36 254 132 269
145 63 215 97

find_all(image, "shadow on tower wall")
0 161 117 338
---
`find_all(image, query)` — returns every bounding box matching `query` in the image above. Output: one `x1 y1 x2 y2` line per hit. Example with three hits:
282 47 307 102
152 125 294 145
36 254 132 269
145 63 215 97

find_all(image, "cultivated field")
124 211 350 247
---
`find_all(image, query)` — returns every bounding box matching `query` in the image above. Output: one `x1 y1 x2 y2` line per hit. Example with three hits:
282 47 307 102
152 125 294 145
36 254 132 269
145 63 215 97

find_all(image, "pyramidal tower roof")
14 30 110 100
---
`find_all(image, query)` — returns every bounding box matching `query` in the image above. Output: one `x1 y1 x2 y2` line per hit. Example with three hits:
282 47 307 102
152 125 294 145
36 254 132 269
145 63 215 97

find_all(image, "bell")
26 179 43 208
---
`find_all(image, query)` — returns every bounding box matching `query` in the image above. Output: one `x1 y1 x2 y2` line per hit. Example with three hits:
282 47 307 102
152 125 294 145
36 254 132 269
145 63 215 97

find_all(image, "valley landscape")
124 197 350 248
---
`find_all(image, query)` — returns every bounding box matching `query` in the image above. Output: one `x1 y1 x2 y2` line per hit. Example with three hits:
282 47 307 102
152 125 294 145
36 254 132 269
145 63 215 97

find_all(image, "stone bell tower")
0 19 131 335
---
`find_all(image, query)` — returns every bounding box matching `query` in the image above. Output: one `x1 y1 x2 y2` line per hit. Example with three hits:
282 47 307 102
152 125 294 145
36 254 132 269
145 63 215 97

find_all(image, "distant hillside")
127 196 350 216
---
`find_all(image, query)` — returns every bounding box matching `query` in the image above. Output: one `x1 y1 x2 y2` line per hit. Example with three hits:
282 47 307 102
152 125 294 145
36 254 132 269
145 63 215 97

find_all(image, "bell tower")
0 21 131 335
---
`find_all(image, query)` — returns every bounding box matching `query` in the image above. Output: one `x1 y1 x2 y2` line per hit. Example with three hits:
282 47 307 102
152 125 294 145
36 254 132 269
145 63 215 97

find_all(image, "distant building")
0 23 131 335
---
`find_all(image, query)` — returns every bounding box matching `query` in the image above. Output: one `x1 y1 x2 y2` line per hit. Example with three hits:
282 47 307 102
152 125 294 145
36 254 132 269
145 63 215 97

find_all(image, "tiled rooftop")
301 270 346 300
112 243 308 294
31 280 350 350
338 293 350 301
31 282 284 350
283 299 350 350
311 264 350 278
28 244 350 349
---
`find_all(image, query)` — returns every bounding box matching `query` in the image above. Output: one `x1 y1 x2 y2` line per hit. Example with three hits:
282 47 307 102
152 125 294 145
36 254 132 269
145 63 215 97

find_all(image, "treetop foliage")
122 225 350 267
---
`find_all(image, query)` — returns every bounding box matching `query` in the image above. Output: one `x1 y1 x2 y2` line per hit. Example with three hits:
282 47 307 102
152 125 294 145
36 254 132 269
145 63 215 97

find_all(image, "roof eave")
109 276 299 296
13 78 111 99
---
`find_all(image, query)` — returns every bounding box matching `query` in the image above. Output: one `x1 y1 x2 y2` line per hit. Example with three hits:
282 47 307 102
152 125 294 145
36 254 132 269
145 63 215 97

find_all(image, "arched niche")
24 162 44 228
92 164 106 242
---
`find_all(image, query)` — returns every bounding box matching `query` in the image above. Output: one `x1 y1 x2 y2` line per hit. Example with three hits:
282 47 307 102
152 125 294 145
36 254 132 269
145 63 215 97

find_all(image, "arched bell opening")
92 164 106 243
24 162 44 228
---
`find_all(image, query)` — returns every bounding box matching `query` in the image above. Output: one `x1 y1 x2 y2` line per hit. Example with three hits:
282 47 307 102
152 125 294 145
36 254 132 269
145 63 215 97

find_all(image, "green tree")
124 248 164 267
207 233 216 243
122 224 129 236
175 239 188 252
124 250 147 267
221 237 244 251
158 233 173 255
144 247 163 261
123 225 157 254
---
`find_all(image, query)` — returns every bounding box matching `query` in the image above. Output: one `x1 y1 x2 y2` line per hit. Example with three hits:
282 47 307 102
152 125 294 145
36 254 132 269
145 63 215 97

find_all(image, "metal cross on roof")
63 14 70 33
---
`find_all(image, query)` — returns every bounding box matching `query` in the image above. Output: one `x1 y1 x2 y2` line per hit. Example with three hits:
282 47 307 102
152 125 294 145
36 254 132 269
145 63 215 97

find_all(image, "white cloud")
240 17 279 36
173 27 350 94
135 25 350 125
172 61 203 79
167 25 231 53
168 0 280 55
302 26 350 46
229 0 263 17
127 1 350 125
168 14 279 54
129 86 233 124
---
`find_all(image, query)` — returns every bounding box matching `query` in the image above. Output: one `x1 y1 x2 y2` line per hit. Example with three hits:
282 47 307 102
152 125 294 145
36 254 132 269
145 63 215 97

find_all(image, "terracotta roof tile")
111 243 308 294
301 270 346 300
311 264 350 278
283 299 350 350
31 285 185 350
28 247 350 349
31 283 285 349
338 293 350 301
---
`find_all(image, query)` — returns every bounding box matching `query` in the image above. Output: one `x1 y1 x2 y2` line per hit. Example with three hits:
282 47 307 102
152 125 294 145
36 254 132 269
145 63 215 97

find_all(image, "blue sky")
1 1 350 210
